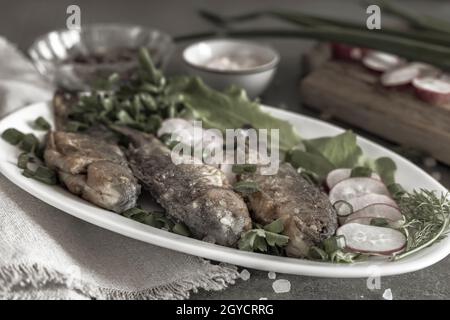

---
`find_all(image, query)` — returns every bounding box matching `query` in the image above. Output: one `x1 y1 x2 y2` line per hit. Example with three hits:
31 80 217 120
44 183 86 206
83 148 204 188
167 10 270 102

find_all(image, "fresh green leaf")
171 77 301 151
233 181 260 195
265 231 289 247
2 128 25 145
33 116 51 131
232 164 257 174
350 166 372 178
304 131 363 168
20 134 39 153
17 153 31 169
263 218 285 233
287 149 335 179
374 157 397 185
172 223 191 237
308 246 328 260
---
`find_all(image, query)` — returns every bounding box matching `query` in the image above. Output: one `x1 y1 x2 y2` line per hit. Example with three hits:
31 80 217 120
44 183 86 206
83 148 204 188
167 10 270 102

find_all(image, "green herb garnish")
121 207 191 236
232 164 257 174
233 181 260 195
238 218 289 253
17 152 32 169
2 128 25 145
19 134 39 153
33 117 51 131
394 190 450 260
350 166 372 178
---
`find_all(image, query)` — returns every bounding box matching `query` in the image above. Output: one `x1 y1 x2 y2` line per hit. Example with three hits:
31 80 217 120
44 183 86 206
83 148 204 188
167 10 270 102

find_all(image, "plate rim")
0 101 449 278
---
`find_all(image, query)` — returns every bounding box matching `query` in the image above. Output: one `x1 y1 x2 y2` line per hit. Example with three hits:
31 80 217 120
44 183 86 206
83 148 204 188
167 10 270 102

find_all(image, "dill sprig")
394 189 450 260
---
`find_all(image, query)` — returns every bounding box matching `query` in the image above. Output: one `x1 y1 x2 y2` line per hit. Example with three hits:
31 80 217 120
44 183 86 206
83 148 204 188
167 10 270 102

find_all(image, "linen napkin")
0 37 238 300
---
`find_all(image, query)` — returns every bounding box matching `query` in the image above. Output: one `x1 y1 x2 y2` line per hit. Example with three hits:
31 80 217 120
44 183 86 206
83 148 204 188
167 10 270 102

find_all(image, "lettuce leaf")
304 131 363 168
168 77 301 151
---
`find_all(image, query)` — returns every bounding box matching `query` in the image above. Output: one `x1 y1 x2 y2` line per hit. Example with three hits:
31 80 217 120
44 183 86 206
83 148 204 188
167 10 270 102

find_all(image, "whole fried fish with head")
114 126 252 247
44 131 140 213
240 163 338 258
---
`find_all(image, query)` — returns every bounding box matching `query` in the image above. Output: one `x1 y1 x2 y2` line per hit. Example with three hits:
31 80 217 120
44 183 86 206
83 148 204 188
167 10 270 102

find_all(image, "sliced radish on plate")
336 223 406 255
362 51 403 72
331 43 364 61
329 177 390 204
346 217 403 228
412 76 450 105
380 62 439 87
343 193 397 212
326 168 381 190
344 203 402 224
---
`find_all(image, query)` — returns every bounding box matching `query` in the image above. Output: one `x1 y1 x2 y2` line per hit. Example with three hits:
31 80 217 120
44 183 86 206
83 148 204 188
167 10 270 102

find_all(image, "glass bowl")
29 24 174 91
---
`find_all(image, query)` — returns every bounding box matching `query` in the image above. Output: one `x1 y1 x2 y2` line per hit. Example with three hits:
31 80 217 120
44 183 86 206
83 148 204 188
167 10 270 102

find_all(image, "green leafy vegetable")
287 131 362 179
305 131 362 168
350 166 372 178
2 128 25 145
172 223 191 237
263 218 285 234
287 149 335 179
374 157 397 186
33 116 51 131
233 181 260 195
17 153 32 169
20 134 39 153
238 218 289 253
21 166 57 185
121 207 191 236
232 164 257 174
173 77 301 151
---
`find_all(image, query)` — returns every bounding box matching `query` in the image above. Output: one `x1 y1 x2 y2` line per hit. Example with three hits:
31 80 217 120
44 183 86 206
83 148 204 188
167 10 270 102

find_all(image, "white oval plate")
0 102 448 278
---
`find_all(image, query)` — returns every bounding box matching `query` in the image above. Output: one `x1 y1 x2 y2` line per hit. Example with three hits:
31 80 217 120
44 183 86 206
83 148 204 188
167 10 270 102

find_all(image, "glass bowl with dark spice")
29 24 174 91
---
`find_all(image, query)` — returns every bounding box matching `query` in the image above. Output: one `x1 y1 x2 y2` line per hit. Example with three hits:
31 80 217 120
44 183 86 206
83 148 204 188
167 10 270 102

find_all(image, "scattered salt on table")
268 271 276 280
382 288 393 300
272 279 291 293
240 269 251 281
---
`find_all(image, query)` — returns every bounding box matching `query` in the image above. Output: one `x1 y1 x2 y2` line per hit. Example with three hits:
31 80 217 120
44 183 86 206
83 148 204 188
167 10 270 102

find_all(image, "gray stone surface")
2 0 449 300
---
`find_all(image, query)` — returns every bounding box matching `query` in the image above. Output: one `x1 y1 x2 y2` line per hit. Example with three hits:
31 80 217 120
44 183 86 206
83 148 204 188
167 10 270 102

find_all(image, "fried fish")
240 163 338 257
44 131 141 213
114 126 252 247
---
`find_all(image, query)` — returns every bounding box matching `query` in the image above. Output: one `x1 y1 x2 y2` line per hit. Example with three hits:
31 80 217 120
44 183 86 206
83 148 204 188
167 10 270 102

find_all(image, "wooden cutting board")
300 44 450 165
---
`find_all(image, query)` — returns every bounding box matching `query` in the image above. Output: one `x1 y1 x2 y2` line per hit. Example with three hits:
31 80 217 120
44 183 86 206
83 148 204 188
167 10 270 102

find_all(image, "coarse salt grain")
268 271 276 280
272 279 291 293
382 288 393 300
240 269 251 281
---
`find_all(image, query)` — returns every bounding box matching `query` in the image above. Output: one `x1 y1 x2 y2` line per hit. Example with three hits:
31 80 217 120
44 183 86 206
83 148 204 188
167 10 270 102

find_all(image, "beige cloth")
0 37 238 300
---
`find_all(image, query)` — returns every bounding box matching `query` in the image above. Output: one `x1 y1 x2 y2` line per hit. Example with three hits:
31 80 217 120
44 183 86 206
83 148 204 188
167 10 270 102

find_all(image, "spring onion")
1 128 25 145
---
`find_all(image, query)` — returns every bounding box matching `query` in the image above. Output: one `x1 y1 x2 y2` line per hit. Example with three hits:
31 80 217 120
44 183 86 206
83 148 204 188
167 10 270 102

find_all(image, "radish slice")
336 223 406 255
326 168 381 190
412 76 450 105
342 194 398 213
329 177 390 204
381 63 439 87
345 203 402 224
346 217 403 228
331 43 364 61
362 51 403 72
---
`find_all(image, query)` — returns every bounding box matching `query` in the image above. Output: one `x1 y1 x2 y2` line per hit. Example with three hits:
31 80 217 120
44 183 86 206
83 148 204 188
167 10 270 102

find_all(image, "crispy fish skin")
44 131 141 213
241 163 338 258
115 127 252 247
